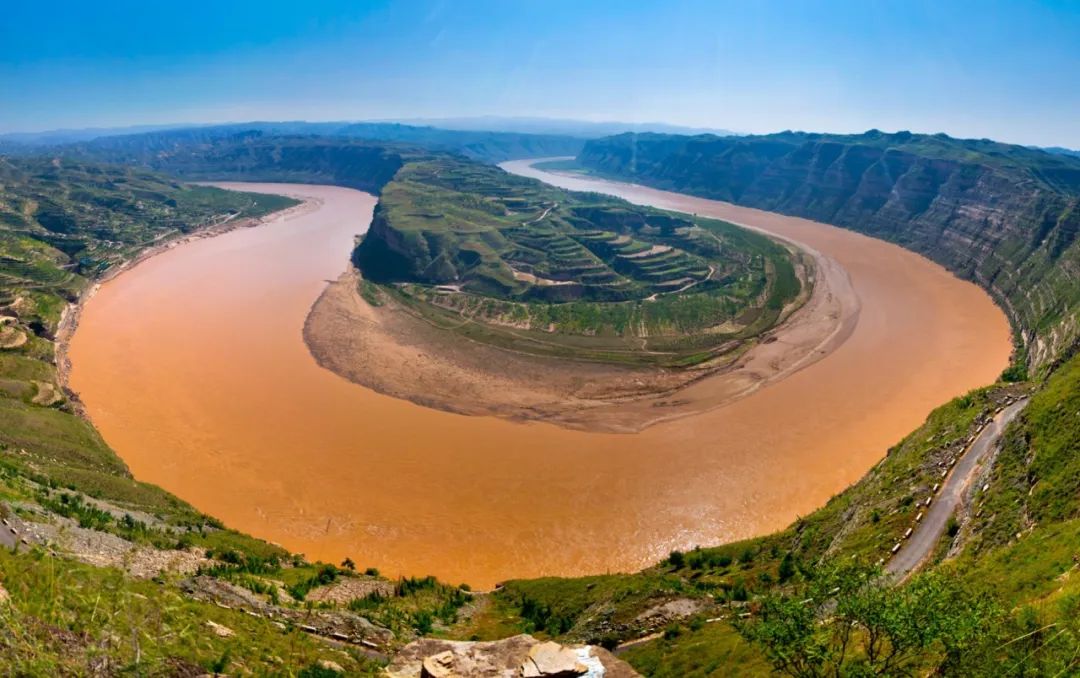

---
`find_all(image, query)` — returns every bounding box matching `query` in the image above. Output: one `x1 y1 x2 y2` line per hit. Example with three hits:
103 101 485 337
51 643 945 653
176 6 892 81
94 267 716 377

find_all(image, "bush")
1000 363 1028 383
731 580 749 602
668 550 686 569
778 552 796 583
946 517 960 538
413 610 434 634
396 575 438 597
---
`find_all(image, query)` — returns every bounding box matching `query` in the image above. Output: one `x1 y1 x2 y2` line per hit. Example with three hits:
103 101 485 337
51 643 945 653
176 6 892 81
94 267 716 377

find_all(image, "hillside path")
886 397 1028 578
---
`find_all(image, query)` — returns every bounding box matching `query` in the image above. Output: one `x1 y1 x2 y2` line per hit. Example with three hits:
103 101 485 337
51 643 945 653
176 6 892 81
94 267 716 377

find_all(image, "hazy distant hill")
1044 145 1080 158
335 122 584 161
579 129 1080 370
0 123 204 146
3 121 584 164
387 115 736 138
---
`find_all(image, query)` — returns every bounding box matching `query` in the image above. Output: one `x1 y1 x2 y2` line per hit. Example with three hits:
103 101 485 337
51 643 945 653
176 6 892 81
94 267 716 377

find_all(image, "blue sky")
2 0 1079 147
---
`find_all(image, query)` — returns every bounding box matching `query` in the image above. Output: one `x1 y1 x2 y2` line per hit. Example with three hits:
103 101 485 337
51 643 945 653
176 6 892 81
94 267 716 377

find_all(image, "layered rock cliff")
579 131 1080 370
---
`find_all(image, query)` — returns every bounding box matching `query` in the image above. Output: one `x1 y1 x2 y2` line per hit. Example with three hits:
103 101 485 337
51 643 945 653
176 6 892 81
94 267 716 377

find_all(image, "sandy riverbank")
304 232 858 432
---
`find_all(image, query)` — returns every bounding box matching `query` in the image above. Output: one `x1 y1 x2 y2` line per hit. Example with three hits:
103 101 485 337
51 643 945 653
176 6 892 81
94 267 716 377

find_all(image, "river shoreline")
55 193 318 415
66 175 1010 588
302 227 857 432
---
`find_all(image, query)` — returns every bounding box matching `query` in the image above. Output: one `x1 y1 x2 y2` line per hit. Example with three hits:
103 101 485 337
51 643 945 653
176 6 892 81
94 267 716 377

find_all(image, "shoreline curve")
301 165 861 432
66 176 1010 588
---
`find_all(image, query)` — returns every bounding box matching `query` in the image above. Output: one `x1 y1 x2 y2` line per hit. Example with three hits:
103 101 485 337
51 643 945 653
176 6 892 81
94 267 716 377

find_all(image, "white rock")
206 620 234 638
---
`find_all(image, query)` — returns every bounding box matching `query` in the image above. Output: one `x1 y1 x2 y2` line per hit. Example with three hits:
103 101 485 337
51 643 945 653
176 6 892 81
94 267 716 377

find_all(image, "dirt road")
886 398 1028 578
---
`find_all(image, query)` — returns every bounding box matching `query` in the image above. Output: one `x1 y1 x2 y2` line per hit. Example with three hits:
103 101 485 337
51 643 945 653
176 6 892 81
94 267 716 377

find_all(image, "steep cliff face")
580 131 1080 369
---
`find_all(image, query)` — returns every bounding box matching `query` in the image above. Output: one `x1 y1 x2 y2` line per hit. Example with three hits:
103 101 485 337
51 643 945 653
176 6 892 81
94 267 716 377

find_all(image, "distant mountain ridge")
3 121 585 164
1043 145 1080 159
578 130 1080 370
0 116 734 148
380 115 736 138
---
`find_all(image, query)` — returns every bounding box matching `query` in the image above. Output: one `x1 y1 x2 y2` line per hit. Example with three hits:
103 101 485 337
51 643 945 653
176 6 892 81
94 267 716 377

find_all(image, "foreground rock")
385 634 640 677
180 576 393 649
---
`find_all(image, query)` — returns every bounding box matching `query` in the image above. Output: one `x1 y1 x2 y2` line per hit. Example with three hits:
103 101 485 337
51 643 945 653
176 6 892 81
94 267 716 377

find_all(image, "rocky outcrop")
385 635 640 678
580 131 1080 370
180 576 394 649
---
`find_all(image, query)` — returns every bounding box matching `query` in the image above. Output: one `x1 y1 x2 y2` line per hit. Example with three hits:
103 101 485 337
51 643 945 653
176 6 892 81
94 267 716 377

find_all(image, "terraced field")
354 156 803 366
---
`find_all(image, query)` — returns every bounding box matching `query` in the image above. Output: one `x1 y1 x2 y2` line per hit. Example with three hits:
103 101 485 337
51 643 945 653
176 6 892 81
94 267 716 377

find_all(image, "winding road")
886 398 1028 578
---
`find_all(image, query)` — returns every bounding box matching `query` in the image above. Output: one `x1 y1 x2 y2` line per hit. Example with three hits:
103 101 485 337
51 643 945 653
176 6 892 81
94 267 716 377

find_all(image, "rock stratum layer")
578 130 1080 369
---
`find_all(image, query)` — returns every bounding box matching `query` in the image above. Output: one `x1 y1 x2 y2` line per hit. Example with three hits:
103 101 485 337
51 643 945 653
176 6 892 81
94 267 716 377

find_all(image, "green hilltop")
354 154 801 366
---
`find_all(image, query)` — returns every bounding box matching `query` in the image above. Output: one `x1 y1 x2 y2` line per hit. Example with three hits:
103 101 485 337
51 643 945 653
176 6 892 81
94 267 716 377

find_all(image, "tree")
341 557 356 571
778 552 796 583
734 563 1004 677
668 549 686 569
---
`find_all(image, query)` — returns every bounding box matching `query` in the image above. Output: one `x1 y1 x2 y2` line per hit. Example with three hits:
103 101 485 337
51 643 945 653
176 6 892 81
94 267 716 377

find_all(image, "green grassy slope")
353 154 802 366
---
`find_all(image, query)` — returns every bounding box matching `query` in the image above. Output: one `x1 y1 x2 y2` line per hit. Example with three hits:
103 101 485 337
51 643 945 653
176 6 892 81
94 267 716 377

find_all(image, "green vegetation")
734 564 1003 677
3 131 1080 674
0 549 382 676
0 156 296 556
0 156 296 331
353 154 803 366
579 129 1080 372
346 576 472 636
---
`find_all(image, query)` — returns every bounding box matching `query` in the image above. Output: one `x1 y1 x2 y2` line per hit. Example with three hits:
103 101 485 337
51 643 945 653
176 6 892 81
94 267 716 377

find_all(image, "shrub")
731 580 749 602
946 517 960 538
778 552 796 583
396 575 438 597
413 610 434 634
668 550 686 569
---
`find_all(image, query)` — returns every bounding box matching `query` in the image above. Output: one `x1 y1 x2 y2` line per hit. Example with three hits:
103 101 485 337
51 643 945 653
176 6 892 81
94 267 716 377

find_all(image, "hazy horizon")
3 0 1079 147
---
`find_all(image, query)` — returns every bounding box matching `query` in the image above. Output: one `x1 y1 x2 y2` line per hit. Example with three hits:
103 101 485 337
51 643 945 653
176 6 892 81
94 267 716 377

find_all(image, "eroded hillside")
579 130 1080 371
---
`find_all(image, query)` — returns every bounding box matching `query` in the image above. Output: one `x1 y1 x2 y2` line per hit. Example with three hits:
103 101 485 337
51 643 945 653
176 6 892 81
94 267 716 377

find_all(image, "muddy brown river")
67 166 1011 588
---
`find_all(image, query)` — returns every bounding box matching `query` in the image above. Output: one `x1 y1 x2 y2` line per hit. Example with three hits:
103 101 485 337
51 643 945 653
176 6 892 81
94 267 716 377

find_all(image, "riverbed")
66 168 1011 588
